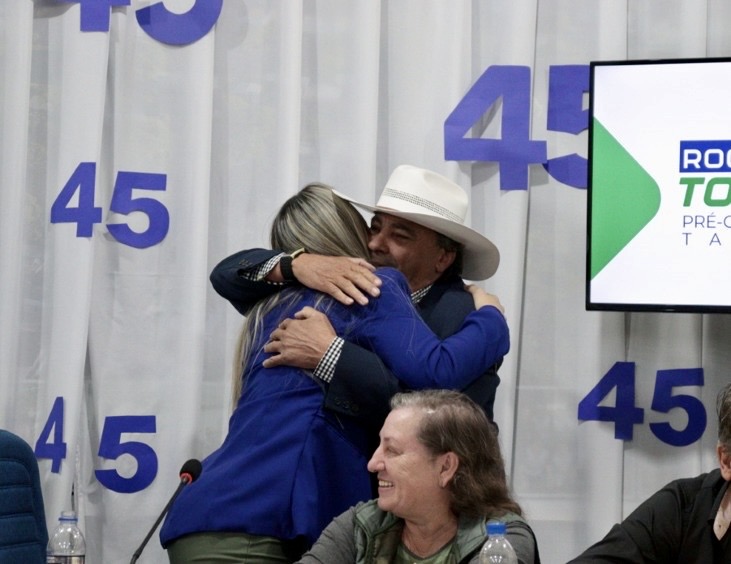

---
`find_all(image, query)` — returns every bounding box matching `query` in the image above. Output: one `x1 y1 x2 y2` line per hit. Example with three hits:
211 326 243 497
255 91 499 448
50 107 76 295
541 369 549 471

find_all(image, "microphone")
130 459 202 564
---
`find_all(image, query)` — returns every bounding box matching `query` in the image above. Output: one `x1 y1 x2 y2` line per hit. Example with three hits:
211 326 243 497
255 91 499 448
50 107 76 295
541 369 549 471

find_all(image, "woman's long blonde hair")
230 183 371 407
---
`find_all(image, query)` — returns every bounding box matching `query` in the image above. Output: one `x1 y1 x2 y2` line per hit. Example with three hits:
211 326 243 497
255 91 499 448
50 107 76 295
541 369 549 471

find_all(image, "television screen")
587 57 731 313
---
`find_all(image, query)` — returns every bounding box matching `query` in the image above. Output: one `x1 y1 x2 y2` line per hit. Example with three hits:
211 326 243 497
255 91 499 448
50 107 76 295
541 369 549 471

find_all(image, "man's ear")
717 443 731 481
434 249 456 275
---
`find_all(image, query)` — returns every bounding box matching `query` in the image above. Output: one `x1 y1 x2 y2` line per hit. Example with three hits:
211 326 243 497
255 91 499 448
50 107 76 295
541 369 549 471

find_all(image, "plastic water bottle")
479 521 518 564
47 511 86 563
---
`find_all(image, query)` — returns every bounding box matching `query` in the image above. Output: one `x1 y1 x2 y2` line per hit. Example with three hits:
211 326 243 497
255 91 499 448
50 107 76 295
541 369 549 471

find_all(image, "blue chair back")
0 429 48 564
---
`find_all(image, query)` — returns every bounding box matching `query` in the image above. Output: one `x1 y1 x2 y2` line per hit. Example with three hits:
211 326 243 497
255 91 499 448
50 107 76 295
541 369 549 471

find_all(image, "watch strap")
280 248 306 281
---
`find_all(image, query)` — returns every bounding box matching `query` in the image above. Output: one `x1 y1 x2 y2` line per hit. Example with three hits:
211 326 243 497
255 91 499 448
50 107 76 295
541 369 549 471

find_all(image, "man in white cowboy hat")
210 164 506 428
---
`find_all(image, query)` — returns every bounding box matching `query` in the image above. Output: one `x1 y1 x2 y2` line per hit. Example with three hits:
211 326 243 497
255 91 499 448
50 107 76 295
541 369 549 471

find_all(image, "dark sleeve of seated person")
568 470 727 564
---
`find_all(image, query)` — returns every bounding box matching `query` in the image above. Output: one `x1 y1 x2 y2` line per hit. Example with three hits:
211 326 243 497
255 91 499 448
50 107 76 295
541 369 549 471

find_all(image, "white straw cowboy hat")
339 165 500 280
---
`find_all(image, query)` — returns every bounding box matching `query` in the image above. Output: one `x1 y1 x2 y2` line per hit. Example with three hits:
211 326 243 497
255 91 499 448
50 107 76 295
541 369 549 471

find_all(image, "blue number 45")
578 362 706 446
50 162 169 248
444 64 589 190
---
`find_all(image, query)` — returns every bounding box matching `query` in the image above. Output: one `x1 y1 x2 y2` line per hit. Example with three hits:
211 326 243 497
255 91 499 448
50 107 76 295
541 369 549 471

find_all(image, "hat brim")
335 191 500 280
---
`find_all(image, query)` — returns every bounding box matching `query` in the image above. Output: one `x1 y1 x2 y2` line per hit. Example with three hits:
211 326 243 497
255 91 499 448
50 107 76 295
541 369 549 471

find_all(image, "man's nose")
368 231 385 251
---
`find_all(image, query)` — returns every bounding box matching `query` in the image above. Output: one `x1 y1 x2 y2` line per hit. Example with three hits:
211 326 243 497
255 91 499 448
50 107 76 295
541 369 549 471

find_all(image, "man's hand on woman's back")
263 307 336 369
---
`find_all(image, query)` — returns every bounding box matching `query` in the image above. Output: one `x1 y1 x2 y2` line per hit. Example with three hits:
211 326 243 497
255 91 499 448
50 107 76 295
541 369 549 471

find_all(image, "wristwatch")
279 248 307 281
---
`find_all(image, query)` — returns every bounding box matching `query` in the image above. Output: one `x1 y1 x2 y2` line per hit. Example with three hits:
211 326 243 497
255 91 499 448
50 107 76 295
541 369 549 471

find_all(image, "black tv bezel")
586 56 731 314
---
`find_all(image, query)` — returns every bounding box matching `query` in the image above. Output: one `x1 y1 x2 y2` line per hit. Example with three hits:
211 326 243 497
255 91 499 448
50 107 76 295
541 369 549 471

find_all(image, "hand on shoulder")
465 284 505 315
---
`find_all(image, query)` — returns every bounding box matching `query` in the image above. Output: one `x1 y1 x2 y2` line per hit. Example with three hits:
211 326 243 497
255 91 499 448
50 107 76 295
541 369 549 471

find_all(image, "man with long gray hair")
568 383 731 563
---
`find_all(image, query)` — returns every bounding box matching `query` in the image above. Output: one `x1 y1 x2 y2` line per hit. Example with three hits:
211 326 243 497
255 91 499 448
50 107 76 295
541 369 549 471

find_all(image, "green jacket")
299 499 540 564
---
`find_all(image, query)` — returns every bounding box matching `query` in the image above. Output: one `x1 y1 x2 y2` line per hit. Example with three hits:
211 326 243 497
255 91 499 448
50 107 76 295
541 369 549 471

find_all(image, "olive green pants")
166 531 294 563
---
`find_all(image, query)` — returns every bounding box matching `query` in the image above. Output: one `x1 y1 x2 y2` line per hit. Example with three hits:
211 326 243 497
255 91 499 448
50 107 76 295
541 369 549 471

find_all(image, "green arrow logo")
590 119 661 279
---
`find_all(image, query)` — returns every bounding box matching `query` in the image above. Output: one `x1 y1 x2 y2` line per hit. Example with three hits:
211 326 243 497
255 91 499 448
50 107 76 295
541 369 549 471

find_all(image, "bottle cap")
59 510 78 522
486 521 507 536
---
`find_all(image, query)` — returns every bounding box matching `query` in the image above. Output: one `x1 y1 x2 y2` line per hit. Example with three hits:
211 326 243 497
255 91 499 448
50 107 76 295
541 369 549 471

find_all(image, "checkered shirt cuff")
242 253 287 285
313 337 344 383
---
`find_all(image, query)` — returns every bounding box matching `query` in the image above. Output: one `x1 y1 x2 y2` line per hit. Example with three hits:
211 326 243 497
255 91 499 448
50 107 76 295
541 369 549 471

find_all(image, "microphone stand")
129 476 190 564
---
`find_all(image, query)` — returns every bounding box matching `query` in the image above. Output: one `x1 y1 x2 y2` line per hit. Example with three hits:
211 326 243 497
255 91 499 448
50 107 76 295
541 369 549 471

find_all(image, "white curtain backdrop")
1 1 729 562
